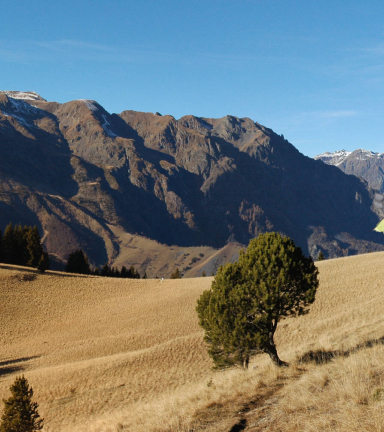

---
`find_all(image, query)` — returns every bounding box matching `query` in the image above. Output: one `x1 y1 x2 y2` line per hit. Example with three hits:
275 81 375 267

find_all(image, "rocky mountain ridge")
0 91 383 274
315 149 384 193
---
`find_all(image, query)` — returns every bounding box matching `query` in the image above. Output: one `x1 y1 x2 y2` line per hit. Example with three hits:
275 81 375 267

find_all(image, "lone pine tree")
0 376 43 432
196 232 319 368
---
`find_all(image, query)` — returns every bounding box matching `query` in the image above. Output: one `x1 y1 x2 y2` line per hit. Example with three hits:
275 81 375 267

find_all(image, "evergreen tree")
133 267 140 279
170 268 181 279
93 267 100 276
100 263 111 277
3 223 16 264
0 375 43 432
13 225 30 266
111 267 120 278
202 271 206 277
317 250 325 261
196 232 319 368
128 266 140 279
37 252 50 273
26 227 44 268
65 250 91 275
142 271 148 279
120 266 128 278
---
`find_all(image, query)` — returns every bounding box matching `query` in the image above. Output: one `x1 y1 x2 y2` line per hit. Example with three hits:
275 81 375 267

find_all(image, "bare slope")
1 252 384 430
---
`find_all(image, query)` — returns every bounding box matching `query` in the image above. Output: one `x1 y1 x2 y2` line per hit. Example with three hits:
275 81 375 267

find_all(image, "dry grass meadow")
1 251 384 430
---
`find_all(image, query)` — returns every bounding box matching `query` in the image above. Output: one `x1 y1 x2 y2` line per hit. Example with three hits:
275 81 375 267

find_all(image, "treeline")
0 223 49 272
65 249 144 278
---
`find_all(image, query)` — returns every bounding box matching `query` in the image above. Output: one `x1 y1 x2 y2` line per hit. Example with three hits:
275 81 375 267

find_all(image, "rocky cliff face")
0 91 383 272
315 149 384 193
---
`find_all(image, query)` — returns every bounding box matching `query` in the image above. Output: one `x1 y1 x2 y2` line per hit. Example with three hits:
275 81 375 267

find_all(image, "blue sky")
1 0 384 157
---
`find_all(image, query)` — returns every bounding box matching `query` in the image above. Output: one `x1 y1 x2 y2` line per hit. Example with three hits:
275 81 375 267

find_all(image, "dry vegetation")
1 252 384 430
109 224 242 278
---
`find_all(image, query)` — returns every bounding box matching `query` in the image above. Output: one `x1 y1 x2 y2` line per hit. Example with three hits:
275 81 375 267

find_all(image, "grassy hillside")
1 252 384 430
109 225 243 278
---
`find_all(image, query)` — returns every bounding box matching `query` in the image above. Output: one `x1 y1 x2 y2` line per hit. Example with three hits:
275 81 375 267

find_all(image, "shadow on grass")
0 356 41 377
298 336 384 365
0 356 40 367
0 365 24 377
229 419 247 431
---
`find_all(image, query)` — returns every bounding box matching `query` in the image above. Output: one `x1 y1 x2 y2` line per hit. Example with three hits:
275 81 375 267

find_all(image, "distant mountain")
0 90 383 274
315 149 384 193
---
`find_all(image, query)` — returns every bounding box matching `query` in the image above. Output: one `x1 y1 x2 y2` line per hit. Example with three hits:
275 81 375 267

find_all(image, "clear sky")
1 0 384 157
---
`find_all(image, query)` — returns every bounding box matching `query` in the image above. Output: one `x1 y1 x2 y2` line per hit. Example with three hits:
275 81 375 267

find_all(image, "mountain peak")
0 91 46 102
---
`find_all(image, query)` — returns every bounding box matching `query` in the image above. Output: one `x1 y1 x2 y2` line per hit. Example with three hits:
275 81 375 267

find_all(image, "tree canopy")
196 232 319 368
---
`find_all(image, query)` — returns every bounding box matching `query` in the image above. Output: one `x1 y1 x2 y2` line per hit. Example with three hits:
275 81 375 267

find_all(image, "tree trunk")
264 333 289 367
242 356 249 369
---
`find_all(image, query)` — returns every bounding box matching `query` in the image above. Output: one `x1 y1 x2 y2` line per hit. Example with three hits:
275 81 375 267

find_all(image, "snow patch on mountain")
79 100 98 112
0 95 44 128
101 115 117 138
198 118 213 130
315 149 352 166
0 91 46 101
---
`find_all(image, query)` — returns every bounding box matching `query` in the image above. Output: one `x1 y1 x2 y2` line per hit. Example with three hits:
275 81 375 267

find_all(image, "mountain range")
315 149 384 193
1 90 384 276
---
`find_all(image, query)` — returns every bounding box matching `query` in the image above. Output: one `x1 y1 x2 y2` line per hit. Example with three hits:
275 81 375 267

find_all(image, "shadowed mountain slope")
0 91 383 271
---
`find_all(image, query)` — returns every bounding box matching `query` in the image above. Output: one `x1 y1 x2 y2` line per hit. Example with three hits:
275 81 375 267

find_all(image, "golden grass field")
1 251 384 431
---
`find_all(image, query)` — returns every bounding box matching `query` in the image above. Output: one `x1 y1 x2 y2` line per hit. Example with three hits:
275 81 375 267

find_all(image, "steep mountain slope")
0 90 383 270
315 149 384 193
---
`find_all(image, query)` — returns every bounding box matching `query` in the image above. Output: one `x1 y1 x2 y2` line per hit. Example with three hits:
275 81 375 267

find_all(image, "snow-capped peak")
315 149 384 166
0 91 46 101
315 149 351 159
314 149 352 166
